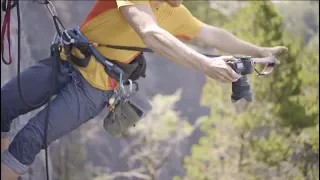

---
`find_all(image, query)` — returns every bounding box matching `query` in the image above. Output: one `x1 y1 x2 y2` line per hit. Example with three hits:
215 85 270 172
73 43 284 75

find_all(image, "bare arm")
119 4 240 83
194 24 264 57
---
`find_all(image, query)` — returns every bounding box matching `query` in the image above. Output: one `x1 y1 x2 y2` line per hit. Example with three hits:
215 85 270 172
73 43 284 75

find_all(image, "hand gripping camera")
226 56 278 103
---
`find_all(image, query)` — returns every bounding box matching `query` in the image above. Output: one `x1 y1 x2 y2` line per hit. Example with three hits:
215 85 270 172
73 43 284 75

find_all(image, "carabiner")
45 1 57 17
128 79 133 93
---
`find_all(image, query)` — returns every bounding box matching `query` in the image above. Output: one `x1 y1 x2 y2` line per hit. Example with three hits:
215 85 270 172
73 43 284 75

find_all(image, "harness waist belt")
65 27 147 84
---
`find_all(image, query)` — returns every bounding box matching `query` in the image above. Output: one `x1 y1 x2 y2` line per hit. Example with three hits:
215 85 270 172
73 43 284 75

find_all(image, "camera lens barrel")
228 58 254 103
231 75 253 103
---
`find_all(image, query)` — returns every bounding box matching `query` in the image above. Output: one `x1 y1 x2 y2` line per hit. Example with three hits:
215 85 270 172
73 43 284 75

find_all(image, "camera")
227 57 254 103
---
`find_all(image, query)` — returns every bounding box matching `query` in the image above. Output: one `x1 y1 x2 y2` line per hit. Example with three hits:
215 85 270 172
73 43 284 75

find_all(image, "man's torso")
65 0 202 90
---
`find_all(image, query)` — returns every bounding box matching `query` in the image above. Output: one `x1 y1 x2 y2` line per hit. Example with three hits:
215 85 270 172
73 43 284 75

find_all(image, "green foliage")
223 1 283 47
128 89 193 140
180 1 319 180
250 130 292 167
180 81 258 179
183 1 230 46
276 1 319 44
222 1 317 131
293 39 319 127
183 1 229 26
95 91 196 180
298 124 319 153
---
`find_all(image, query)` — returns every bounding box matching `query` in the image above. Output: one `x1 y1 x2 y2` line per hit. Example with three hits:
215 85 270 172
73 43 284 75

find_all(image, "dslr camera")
227 57 254 103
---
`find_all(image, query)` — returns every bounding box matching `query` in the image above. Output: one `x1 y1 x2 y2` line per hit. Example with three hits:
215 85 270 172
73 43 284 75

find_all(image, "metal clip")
62 30 75 45
45 1 57 17
128 79 133 94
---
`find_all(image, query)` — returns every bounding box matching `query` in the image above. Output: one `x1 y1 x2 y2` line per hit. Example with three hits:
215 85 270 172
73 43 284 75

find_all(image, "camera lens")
231 75 253 103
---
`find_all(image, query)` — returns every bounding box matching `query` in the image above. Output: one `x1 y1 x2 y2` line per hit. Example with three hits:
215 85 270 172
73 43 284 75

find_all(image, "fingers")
221 56 235 62
211 56 241 83
267 46 289 56
218 67 240 83
207 56 241 83
216 71 240 83
208 69 233 84
273 46 288 55
260 46 289 57
227 67 241 82
217 65 241 83
221 56 241 82
278 46 288 53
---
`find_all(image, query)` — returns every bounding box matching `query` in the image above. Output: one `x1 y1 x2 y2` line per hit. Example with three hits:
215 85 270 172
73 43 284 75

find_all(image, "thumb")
275 46 288 54
265 46 289 56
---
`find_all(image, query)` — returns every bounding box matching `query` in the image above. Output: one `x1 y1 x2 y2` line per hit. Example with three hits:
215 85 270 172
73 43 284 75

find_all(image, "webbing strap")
261 63 275 75
69 27 124 76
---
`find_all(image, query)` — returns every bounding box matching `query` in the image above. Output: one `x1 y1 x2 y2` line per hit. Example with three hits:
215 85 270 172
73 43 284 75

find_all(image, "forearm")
202 25 263 57
141 26 210 73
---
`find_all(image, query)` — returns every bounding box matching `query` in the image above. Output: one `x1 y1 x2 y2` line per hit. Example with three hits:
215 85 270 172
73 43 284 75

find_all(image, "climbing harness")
1 0 279 179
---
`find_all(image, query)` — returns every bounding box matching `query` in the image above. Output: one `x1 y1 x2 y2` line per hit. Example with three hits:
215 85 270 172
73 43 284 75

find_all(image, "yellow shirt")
65 0 203 90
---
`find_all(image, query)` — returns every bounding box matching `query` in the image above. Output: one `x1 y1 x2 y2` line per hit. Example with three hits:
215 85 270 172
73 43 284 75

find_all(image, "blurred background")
1 1 319 180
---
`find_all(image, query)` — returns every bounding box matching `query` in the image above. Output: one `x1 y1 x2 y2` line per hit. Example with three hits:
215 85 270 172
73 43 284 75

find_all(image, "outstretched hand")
259 46 288 57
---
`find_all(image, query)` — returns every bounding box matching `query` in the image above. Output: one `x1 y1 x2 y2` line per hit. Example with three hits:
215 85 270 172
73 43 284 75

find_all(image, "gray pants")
1 57 113 174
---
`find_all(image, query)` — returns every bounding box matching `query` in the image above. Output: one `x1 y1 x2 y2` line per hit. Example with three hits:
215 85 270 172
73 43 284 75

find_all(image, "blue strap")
69 27 124 75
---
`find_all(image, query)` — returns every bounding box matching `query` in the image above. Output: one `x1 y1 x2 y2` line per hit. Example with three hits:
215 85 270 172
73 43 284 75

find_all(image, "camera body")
227 57 254 103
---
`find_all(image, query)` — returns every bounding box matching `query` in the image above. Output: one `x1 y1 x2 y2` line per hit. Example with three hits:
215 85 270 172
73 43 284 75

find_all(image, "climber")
1 0 288 179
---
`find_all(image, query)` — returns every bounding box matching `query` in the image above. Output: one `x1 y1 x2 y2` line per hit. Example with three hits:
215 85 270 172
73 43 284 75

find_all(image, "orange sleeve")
170 5 203 40
115 0 151 9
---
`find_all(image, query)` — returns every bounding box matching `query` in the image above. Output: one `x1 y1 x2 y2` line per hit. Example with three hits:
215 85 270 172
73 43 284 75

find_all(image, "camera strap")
254 63 275 76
